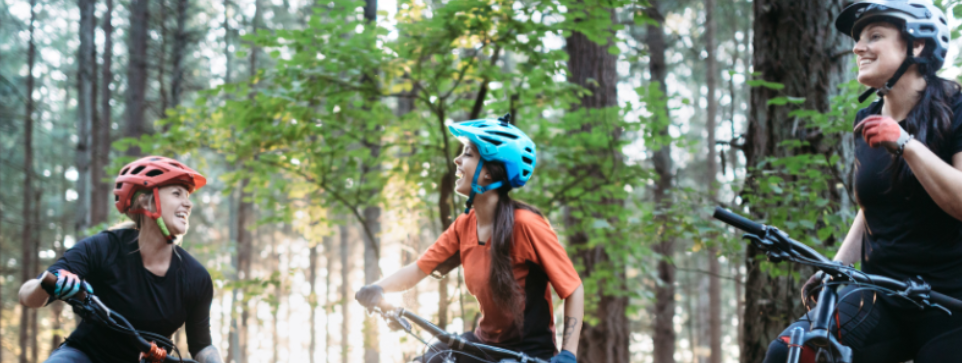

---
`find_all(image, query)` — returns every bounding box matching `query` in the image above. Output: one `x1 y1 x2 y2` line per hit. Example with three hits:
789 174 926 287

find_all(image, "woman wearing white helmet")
764 1 962 362
355 114 585 363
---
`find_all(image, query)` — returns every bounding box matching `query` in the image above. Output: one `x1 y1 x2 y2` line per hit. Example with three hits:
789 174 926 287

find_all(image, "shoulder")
175 246 211 280
75 228 137 252
948 91 962 128
513 208 554 237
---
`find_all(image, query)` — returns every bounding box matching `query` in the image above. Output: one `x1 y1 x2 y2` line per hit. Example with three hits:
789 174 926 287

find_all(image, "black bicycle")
368 305 549 363
713 206 962 363
40 273 198 363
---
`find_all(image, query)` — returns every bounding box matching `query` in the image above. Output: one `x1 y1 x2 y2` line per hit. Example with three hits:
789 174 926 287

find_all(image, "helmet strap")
859 42 917 103
463 159 504 214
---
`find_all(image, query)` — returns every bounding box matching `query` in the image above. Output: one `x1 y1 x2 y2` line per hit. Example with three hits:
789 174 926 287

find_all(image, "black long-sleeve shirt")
46 228 213 362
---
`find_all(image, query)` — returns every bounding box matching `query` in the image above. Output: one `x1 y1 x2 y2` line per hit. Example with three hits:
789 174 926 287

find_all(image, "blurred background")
4 0 962 362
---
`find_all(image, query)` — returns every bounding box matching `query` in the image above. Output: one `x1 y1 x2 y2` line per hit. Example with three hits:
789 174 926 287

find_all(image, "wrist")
900 138 922 158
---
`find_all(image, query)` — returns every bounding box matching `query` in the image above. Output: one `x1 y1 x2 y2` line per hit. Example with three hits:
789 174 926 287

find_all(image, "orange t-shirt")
417 209 582 351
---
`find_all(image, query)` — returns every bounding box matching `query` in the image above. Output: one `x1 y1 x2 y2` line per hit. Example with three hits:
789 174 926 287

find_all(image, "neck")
473 191 501 226
138 221 173 263
882 70 927 121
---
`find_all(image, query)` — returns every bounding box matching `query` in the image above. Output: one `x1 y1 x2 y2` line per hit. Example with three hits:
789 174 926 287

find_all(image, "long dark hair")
886 74 960 196
483 160 544 334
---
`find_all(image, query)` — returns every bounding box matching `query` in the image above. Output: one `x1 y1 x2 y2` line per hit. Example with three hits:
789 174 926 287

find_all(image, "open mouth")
174 212 189 223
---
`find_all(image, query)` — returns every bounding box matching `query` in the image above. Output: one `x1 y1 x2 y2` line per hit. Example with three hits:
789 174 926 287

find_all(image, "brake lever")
901 276 952 315
742 233 787 263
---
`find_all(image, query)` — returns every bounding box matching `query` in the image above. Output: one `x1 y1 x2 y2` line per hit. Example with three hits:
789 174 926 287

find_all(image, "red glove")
854 115 912 155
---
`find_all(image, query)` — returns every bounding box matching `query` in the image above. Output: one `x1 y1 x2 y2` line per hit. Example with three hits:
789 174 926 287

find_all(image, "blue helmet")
448 113 537 213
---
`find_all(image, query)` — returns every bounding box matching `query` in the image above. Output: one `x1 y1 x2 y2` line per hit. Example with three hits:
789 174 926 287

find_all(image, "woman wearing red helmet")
18 156 223 363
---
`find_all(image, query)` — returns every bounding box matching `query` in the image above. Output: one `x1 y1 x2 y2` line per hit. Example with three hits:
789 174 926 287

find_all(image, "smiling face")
853 22 924 88
156 184 193 236
453 142 492 197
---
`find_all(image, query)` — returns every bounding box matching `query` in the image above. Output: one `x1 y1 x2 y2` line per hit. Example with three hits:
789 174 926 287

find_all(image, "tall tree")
124 0 150 156
170 0 189 108
645 1 675 362
565 5 627 363
76 0 96 234
340 223 350 363
90 0 114 226
359 0 381 361
19 0 37 361
309 240 320 363
741 1 850 362
704 0 722 362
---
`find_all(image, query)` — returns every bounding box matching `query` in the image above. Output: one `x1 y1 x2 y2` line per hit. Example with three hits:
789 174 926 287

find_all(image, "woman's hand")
355 284 384 309
49 269 93 301
854 115 912 154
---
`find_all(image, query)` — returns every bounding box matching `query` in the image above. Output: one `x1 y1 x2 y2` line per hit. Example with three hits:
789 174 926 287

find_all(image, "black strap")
858 42 917 103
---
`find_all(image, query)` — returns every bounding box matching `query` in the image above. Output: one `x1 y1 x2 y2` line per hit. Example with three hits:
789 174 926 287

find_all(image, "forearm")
560 285 584 354
193 345 223 363
903 140 962 220
833 209 865 265
374 263 428 293
19 278 49 308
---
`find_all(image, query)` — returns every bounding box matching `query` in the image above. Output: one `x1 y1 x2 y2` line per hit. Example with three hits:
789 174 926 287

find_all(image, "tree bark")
171 0 189 108
704 0 722 362
741 1 851 362
157 0 169 113
360 2 381 361
564 6 627 363
223 0 232 84
124 0 149 157
309 241 319 363
340 223 350 363
91 0 114 227
20 1 37 361
324 235 334 363
76 0 96 235
645 2 676 362
236 179 253 363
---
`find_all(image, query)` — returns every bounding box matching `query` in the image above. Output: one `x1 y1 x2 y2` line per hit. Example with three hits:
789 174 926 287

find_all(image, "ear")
913 40 926 58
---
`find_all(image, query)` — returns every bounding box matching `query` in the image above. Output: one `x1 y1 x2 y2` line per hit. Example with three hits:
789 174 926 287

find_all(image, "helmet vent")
940 17 947 25
522 169 530 177
487 131 519 139
524 147 533 153
920 25 935 33
116 183 123 190
522 156 533 165
121 167 130 175
131 166 146 175
145 169 164 177
115 195 120 202
169 162 184 169
942 36 949 43
476 124 488 128
478 135 502 146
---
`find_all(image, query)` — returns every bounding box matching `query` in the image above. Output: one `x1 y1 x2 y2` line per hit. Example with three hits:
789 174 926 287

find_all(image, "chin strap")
463 159 503 214
859 43 918 103
128 189 176 244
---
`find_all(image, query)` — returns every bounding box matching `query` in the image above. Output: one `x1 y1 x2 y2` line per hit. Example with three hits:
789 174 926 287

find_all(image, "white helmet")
835 0 951 100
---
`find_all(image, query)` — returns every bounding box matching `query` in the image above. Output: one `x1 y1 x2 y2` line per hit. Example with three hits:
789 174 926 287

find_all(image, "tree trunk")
157 0 169 113
741 1 851 362
124 0 149 157
236 179 253 363
645 2 676 362
91 0 114 227
564 6 627 363
223 0 232 83
31 189 42 363
76 0 96 235
20 1 37 361
170 0 189 108
359 3 381 361
340 223 350 363
325 235 334 363
309 241 319 363
704 0 722 362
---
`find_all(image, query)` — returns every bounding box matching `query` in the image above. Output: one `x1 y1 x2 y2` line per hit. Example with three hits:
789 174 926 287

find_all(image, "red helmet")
113 156 207 215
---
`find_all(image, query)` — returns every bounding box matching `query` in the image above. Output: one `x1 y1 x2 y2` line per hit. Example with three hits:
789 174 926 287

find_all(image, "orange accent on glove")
854 115 909 153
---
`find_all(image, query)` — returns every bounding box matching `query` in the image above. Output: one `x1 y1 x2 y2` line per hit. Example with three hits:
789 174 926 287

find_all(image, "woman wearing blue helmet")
355 114 585 362
764 1 962 362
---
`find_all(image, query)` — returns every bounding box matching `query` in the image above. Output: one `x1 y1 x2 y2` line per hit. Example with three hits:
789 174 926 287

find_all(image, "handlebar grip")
713 207 765 235
931 291 962 312
39 271 89 301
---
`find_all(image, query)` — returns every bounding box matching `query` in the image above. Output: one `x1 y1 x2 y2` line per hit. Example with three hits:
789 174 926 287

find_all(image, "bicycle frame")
374 306 550 363
785 277 853 363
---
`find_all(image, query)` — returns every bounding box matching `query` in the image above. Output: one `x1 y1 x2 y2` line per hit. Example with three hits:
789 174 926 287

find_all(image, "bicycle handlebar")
713 206 962 312
371 305 550 363
40 273 198 363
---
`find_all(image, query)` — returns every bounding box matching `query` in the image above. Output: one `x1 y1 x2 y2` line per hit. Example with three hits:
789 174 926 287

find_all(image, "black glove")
801 271 825 307
355 284 384 309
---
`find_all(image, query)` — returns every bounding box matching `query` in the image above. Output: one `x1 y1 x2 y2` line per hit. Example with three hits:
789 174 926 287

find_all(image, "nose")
454 154 463 166
853 38 867 56
184 196 193 209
